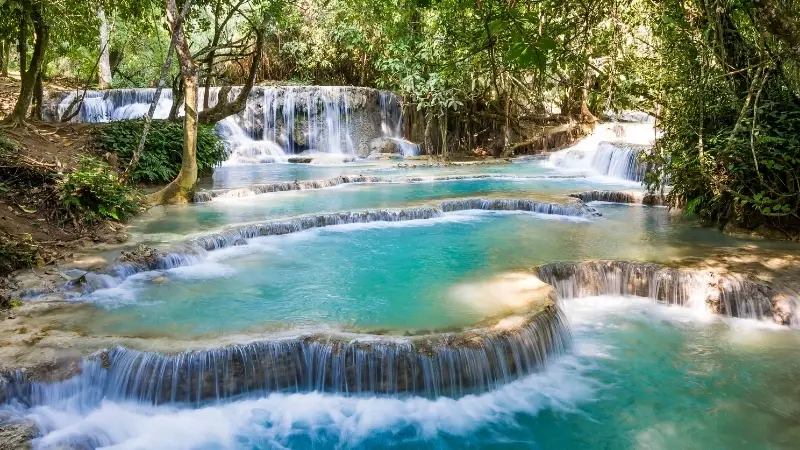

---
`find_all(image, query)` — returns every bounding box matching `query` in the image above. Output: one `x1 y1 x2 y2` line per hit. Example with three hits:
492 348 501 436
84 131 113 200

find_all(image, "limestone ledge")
1 276 561 392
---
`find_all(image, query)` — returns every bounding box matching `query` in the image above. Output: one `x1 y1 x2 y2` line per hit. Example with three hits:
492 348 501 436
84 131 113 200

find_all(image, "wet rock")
118 244 166 270
0 419 37 450
287 157 313 164
151 275 169 284
369 137 401 155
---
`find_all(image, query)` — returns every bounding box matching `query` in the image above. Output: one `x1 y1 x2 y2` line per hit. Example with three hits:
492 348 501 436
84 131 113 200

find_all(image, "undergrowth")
57 157 142 224
92 120 226 184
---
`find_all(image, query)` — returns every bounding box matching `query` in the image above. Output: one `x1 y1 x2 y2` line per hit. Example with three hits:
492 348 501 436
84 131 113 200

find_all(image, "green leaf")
538 36 557 51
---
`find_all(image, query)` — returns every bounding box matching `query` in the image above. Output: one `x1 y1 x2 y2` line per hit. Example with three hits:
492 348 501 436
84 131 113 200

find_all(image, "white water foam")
22 354 597 450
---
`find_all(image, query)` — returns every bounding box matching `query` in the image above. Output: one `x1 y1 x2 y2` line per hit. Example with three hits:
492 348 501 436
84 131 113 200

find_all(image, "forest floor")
0 76 128 294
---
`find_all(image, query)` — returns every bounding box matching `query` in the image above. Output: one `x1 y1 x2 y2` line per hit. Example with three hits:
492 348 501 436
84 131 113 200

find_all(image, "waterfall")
2 306 570 405
592 143 647 182
45 86 414 161
377 90 420 157
534 261 779 322
548 141 648 182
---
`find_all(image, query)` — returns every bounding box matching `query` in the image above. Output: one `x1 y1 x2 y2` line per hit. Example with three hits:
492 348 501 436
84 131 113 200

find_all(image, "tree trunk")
0 40 9 77
31 70 42 120
17 13 28 79
423 110 433 156
147 0 198 205
98 7 113 89
6 0 48 125
168 74 183 120
579 58 596 124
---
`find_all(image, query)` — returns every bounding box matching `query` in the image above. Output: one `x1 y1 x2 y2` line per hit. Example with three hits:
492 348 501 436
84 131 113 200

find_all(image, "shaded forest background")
0 0 799 232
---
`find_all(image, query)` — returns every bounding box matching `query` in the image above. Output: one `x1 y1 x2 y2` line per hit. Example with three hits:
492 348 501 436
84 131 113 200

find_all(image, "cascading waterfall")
378 91 419 157
2 305 570 405
548 141 648 182
546 123 656 182
592 143 647 182
45 86 415 162
193 173 586 202
534 261 779 321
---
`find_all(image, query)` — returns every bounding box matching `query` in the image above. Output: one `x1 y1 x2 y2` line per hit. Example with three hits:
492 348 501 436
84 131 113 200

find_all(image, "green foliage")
92 120 226 184
643 0 800 233
57 157 142 224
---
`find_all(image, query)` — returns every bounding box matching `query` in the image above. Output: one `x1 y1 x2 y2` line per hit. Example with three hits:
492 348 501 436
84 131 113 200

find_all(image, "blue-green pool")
20 296 800 449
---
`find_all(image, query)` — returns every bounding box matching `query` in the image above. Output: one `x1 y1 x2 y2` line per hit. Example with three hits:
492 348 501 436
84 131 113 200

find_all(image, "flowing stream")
4 92 800 449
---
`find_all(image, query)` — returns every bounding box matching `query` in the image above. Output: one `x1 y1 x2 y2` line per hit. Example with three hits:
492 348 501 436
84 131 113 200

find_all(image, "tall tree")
3 0 48 125
146 0 199 205
98 6 113 89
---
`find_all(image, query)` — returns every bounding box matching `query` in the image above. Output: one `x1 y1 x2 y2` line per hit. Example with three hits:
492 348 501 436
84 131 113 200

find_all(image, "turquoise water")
7 142 800 449
84 205 775 337
132 175 635 241
203 160 553 189
21 297 800 449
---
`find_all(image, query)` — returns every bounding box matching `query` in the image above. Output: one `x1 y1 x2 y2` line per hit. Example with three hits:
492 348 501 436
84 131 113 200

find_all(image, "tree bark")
0 40 9 77
98 7 113 89
31 70 42 120
6 0 48 125
17 13 28 80
579 56 596 123
147 0 198 205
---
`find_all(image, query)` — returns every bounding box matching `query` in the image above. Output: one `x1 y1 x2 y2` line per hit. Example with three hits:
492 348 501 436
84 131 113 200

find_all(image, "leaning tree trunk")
5 0 48 125
98 7 113 89
146 0 198 205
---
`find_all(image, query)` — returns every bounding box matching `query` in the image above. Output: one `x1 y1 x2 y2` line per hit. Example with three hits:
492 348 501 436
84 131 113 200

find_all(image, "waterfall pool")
77 205 765 338
5 91 799 449
7 296 800 449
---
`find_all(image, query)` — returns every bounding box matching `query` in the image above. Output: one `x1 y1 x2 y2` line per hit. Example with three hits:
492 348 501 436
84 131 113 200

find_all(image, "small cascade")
188 208 443 251
216 117 288 164
548 141 648 182
48 201 601 298
546 122 656 182
2 307 570 405
568 190 666 206
534 261 779 321
439 198 600 218
194 173 586 202
592 143 647 182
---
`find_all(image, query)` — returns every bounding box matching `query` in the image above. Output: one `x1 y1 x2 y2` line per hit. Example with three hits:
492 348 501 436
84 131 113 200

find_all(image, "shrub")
58 157 142 224
92 120 227 184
